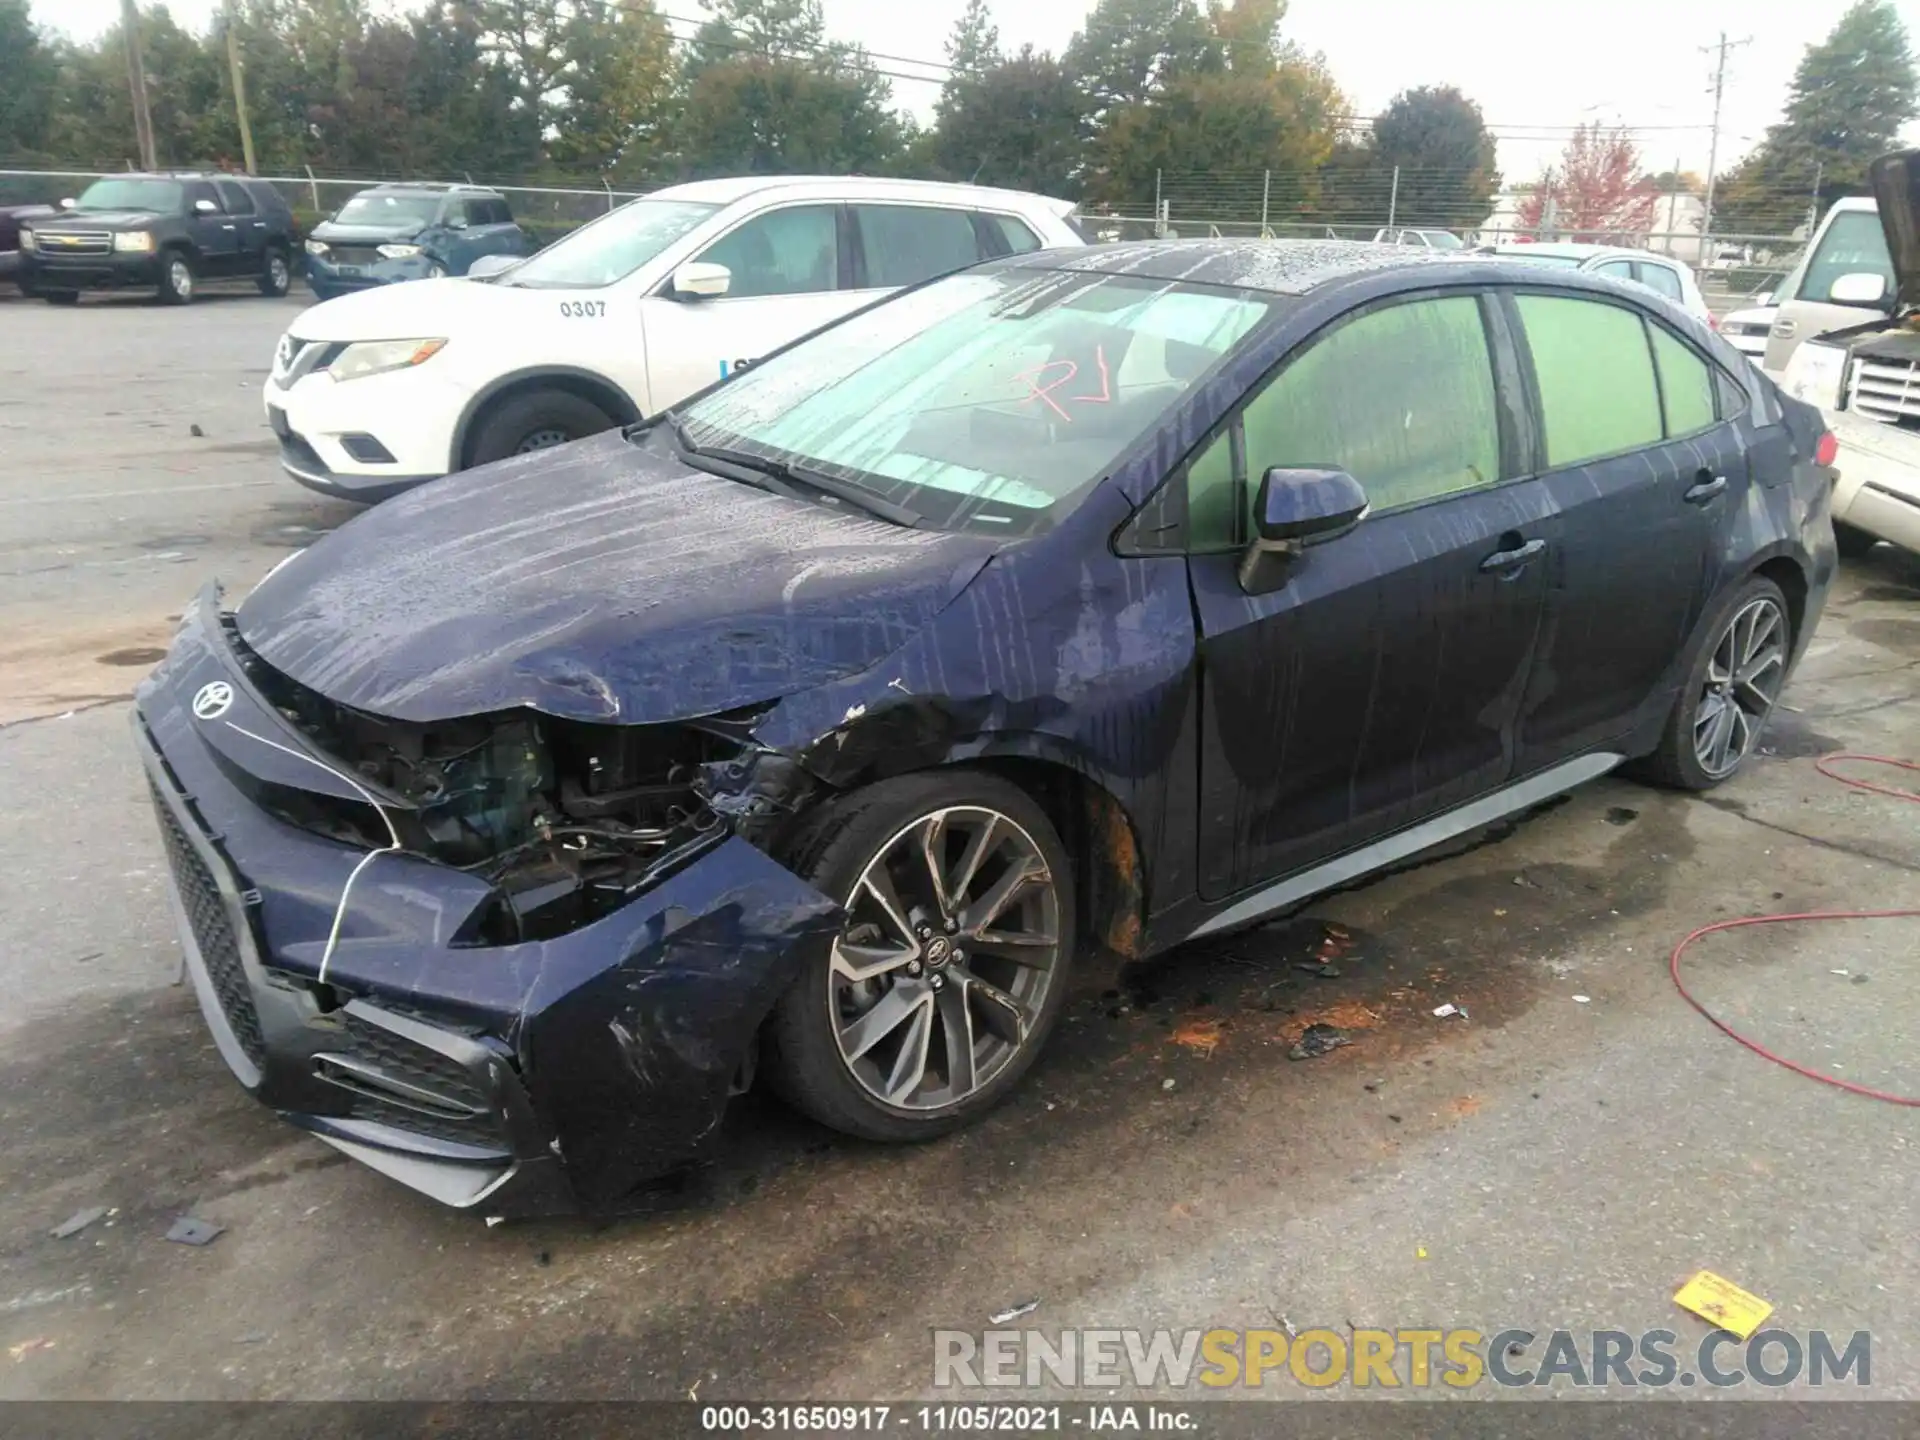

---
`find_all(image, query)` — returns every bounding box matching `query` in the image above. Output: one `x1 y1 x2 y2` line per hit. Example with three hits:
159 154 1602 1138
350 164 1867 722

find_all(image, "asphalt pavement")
1 286 1918 1409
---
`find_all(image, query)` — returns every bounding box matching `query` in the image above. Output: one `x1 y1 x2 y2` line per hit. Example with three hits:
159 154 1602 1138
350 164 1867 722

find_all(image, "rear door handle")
1685 472 1728 504
1480 537 1546 573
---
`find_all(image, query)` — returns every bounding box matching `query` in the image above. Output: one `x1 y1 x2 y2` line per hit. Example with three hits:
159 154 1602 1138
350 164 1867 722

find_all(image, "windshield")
1795 210 1894 305
1500 251 1585 267
74 178 181 212
676 268 1275 533
499 198 719 289
336 193 441 227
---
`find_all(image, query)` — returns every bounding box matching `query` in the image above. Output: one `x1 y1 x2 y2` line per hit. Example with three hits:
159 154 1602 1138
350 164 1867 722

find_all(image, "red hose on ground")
1668 753 1920 1105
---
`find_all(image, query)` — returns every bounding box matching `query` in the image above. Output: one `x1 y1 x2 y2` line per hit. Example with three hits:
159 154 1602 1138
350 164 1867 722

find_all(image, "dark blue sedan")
134 241 1837 1214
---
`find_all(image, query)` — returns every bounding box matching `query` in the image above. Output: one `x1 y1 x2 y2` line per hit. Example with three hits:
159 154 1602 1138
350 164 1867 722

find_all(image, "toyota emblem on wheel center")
191 682 234 720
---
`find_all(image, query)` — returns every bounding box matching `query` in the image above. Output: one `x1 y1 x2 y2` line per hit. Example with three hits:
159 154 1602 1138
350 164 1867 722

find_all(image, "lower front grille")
151 784 267 1070
326 246 383 267
1851 357 1920 427
317 1011 507 1149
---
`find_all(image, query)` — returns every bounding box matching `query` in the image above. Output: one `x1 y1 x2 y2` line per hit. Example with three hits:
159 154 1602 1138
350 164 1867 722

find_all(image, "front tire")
466 389 614 467
763 770 1076 1143
258 246 291 297
157 251 194 305
40 290 79 306
1639 575 1791 791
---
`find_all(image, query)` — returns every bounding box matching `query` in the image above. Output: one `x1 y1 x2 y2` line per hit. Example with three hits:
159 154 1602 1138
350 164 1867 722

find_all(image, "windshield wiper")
667 420 921 528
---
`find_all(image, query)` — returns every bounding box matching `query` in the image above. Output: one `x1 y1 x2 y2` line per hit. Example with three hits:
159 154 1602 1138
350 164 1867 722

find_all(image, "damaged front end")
135 586 842 1214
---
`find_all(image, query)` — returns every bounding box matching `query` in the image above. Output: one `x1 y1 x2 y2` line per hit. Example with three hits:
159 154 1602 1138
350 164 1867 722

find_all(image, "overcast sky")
37 0 1920 182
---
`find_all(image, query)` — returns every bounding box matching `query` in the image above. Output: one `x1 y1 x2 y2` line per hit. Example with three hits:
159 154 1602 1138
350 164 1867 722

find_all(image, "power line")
1700 31 1754 239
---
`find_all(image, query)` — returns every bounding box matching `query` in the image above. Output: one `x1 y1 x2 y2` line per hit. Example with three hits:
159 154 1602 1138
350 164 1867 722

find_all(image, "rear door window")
981 213 1042 256
854 205 983 288
184 181 220 214
1516 294 1663 466
214 180 254 215
1593 260 1636 281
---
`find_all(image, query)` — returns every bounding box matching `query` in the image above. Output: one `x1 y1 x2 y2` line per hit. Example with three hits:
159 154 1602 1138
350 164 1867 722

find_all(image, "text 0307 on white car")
264 177 1089 501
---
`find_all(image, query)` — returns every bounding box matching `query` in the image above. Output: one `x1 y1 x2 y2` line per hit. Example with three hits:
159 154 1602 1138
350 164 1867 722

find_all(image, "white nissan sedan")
264 176 1089 501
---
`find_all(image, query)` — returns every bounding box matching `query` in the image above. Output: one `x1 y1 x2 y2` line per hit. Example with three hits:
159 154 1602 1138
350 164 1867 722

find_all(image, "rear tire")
40 290 79 306
257 246 291 297
157 251 194 305
1637 575 1792 791
1834 522 1879 559
763 769 1076 1144
466 389 614 468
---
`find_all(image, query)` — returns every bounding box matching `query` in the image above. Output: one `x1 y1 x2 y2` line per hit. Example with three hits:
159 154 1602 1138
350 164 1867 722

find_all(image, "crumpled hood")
235 430 1003 725
311 219 427 244
1870 149 1920 311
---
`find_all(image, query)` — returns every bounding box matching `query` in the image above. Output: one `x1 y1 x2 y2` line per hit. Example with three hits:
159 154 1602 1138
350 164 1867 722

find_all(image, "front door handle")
1685 472 1728 504
1480 537 1546 573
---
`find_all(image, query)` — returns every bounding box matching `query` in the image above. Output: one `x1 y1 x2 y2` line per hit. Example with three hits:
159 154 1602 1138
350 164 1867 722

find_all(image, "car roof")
1022 238 1454 295
359 183 503 198
648 174 1075 216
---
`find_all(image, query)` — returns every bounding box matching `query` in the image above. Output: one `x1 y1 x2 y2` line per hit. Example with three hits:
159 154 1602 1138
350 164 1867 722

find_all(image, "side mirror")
1239 467 1369 593
446 214 468 230
672 261 732 300
465 253 519 280
193 198 218 215
1829 271 1888 306
1755 292 1774 307
58 197 75 209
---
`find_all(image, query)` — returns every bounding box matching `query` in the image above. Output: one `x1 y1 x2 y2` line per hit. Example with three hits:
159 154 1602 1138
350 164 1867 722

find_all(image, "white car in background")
1476 242 1713 327
264 176 1089 501
1716 297 1778 359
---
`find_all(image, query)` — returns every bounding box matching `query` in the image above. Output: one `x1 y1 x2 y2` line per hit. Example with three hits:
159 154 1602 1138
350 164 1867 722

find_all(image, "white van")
1761 197 1896 374
265 176 1089 501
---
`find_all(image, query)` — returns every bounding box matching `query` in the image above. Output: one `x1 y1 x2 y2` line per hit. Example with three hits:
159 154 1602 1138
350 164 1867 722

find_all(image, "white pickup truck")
1771 152 1920 557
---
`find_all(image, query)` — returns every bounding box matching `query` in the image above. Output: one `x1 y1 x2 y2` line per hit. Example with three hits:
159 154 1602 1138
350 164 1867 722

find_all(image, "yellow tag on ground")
1674 1271 1773 1339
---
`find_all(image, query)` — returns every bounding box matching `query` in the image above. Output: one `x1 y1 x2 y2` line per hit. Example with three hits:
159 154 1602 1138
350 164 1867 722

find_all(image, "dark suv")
304 184 529 300
19 172 297 305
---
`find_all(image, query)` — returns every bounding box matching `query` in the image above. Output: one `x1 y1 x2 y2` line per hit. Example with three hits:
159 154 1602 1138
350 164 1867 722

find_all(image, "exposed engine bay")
229 619 770 942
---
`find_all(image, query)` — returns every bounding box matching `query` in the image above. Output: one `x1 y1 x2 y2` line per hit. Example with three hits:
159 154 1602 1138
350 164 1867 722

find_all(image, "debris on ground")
991 1300 1041 1324
1416 1247 1428 1260
1288 1023 1351 1061
1572 995 1591 1004
1294 961 1341 978
188 423 204 437
1830 969 1849 977
1673 1270 1773 1340
1432 1002 1469 1020
1605 807 1639 826
1161 1078 1177 1092
1171 1018 1223 1057
164 1216 223 1247
8 1338 56 1362
50 1206 108 1240
1853 974 1870 984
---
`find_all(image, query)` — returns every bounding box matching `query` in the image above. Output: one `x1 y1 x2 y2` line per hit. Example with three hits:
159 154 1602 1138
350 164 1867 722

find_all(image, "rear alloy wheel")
157 252 194 305
465 389 614 468
765 772 1075 1142
1639 576 1790 790
41 290 79 306
258 247 291 297
426 261 447 279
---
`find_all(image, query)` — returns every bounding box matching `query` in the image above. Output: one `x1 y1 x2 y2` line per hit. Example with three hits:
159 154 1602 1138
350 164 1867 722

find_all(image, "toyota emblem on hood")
191 681 234 720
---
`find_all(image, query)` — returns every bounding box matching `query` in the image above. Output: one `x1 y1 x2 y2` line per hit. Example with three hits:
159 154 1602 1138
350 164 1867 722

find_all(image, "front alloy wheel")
765 771 1077 1142
830 807 1063 1113
1693 594 1787 780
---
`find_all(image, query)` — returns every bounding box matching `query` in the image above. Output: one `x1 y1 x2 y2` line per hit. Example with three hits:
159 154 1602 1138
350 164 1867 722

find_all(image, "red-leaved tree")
1518 124 1659 242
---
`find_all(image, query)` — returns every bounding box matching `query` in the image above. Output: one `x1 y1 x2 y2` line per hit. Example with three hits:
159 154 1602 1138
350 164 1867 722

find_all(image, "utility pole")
118 0 157 171
1700 31 1752 248
224 0 256 174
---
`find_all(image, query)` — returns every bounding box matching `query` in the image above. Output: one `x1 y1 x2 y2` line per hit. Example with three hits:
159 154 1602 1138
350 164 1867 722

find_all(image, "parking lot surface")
2 292 1918 1406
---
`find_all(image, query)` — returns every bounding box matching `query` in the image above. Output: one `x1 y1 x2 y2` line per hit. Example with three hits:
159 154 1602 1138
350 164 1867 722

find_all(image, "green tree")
1066 0 1211 116
931 45 1086 195
405 0 544 177
946 0 1000 76
550 1 678 179
688 0 824 72
0 0 60 162
677 52 904 176
1368 85 1499 230
1714 0 1918 233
